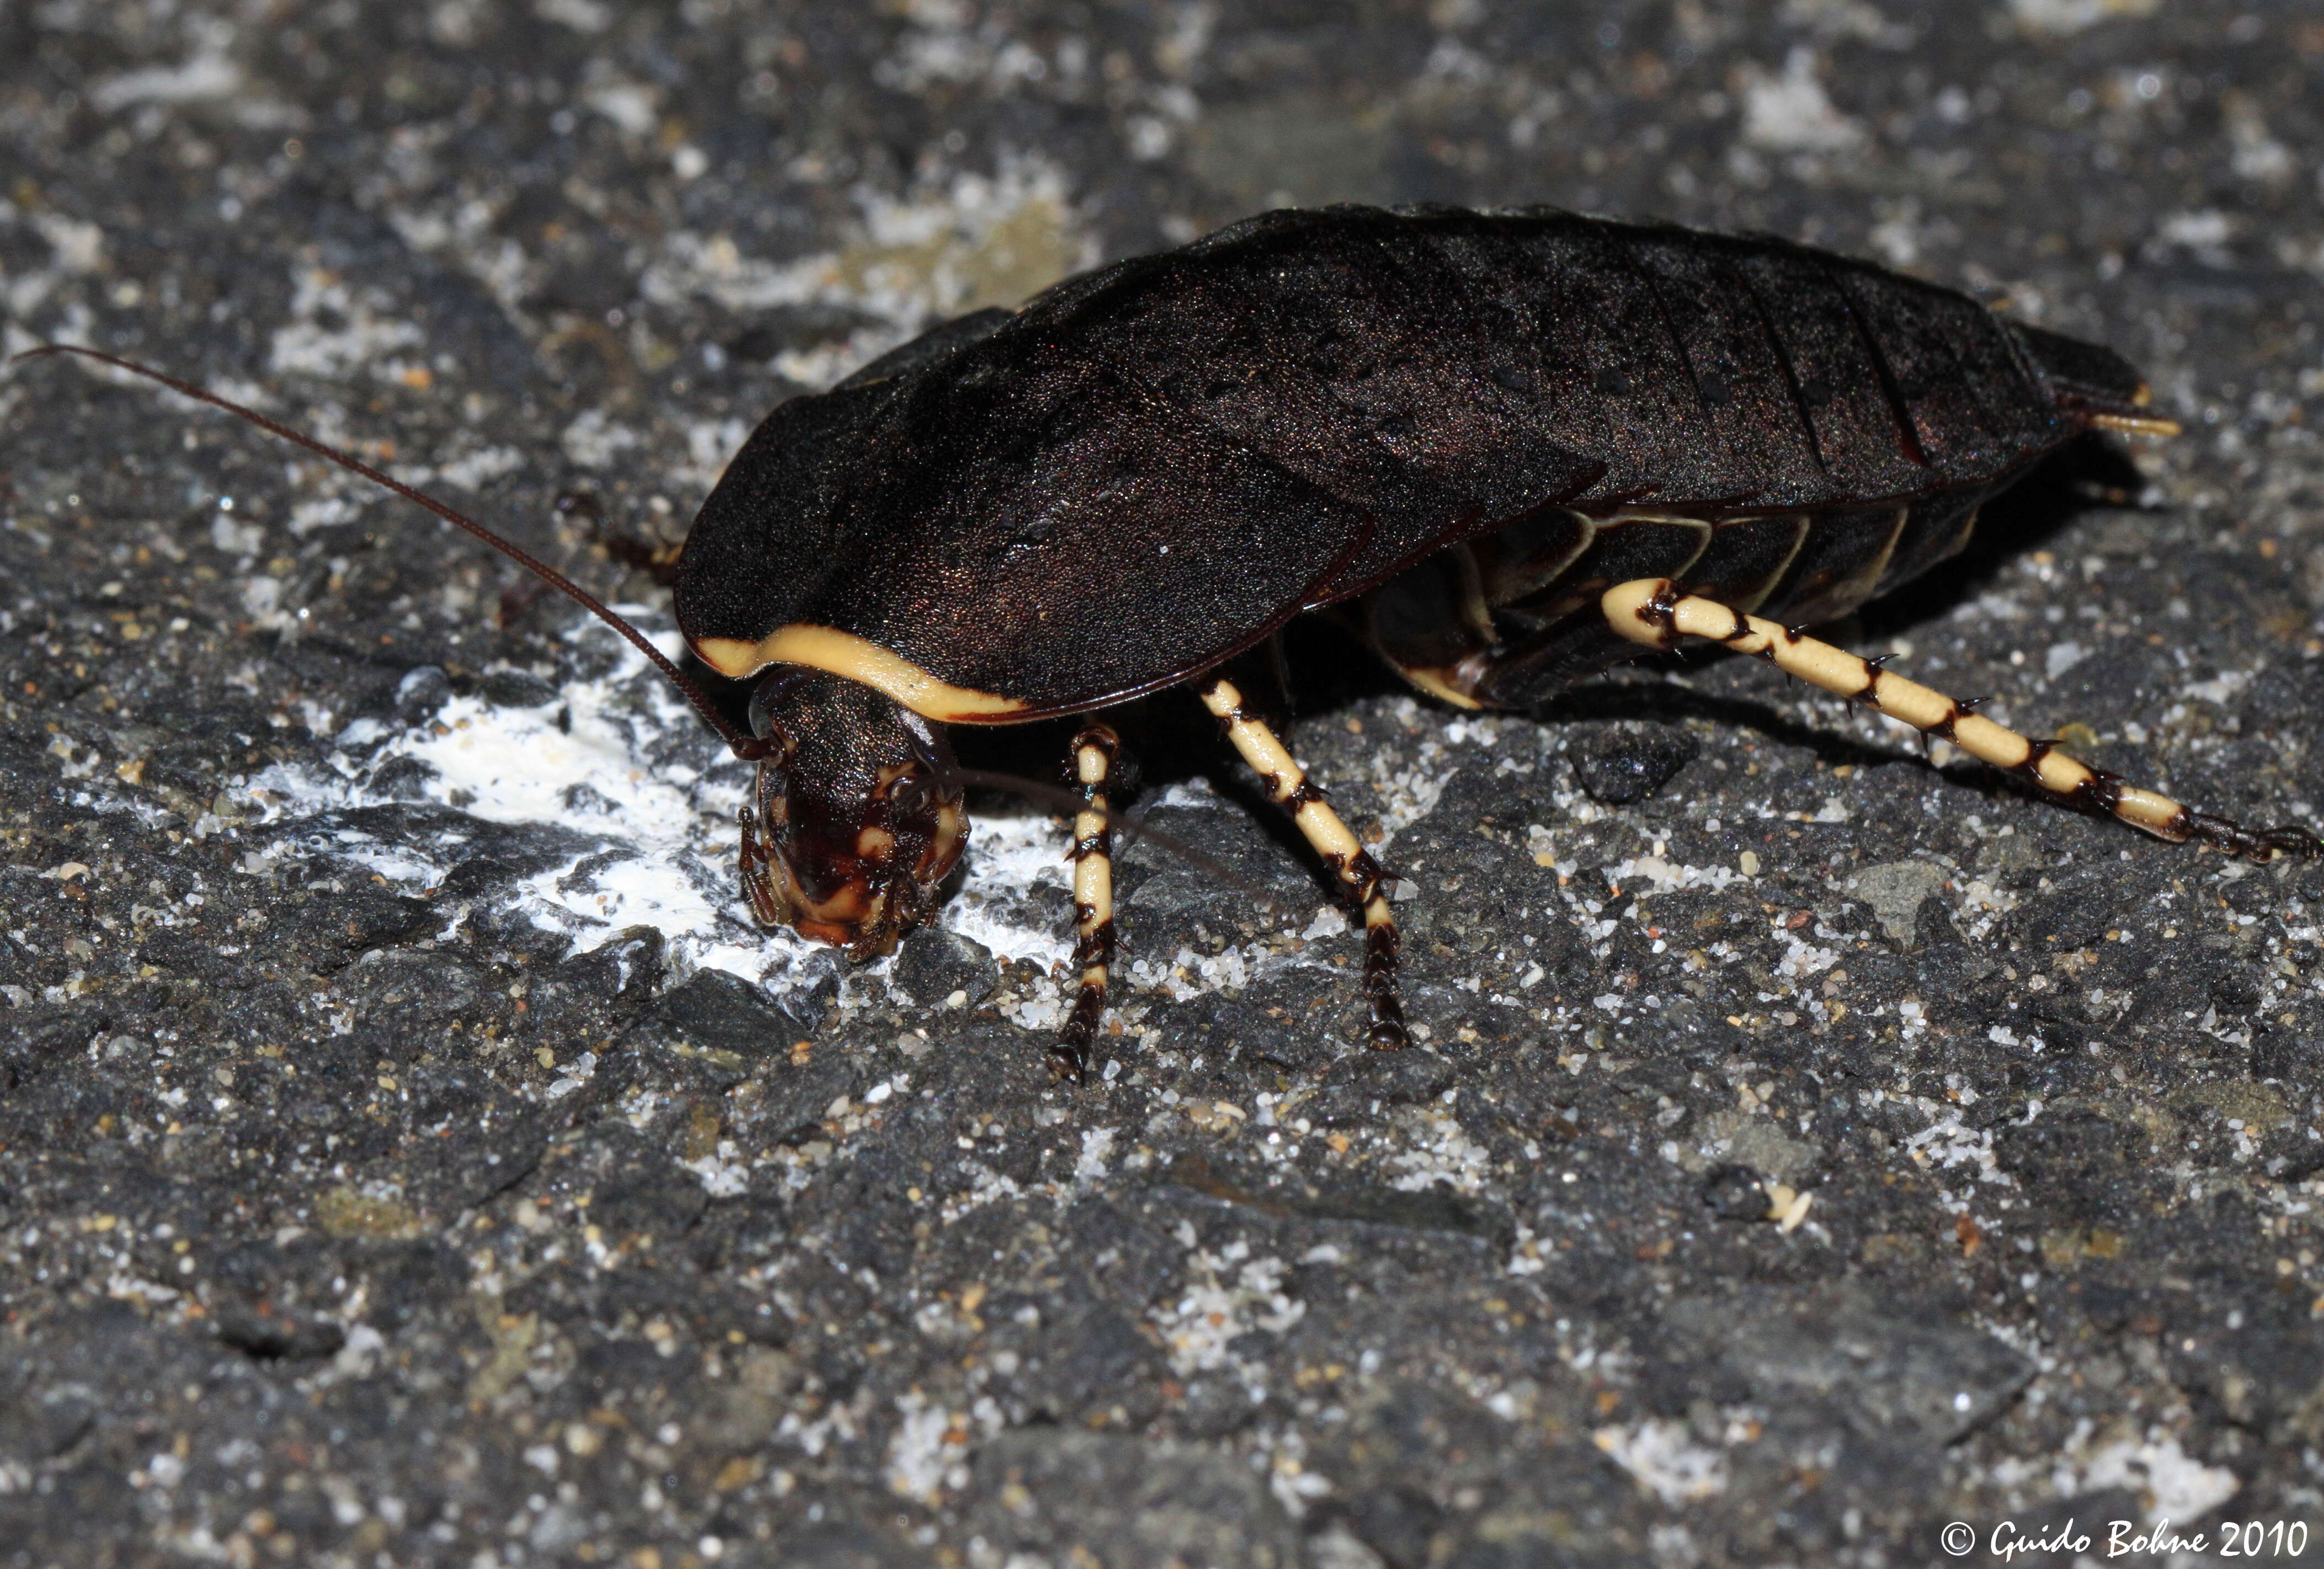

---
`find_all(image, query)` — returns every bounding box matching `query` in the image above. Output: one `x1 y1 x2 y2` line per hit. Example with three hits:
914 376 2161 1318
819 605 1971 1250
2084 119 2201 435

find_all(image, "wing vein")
1810 254 1929 469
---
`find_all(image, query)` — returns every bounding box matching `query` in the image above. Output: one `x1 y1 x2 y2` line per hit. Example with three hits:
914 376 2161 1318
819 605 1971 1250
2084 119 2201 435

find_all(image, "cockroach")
25 203 2318 1083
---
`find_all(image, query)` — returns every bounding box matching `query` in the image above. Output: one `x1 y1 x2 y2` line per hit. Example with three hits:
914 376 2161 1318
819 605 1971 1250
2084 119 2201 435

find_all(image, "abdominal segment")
1364 489 1988 711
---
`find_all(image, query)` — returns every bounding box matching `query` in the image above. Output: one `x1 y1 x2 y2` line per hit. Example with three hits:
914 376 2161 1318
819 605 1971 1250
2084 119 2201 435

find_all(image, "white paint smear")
269 268 426 382
89 50 243 114
1740 49 1865 154
2067 1433 2238 1521
2008 0 2160 36
1595 1420 1729 1504
241 611 1076 1002
638 154 1095 385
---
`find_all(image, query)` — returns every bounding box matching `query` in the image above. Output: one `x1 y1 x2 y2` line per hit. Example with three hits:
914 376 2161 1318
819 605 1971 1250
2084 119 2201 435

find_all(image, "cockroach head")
745 668 966 959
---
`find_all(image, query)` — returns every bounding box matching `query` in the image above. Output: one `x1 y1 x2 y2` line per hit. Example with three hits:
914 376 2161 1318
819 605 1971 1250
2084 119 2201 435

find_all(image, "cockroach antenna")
28 205 2321 1075
10 343 774 762
8 344 1284 920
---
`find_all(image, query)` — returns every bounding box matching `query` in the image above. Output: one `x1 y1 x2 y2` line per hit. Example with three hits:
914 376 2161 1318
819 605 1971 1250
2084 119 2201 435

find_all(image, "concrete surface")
5 2 2324 1566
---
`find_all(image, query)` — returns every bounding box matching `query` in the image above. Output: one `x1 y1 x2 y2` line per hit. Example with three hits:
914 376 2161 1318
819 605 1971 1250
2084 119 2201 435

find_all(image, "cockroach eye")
745 672 795 746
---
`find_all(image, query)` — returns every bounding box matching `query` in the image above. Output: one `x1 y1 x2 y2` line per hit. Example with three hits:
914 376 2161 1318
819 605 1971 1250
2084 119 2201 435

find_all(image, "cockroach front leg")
1198 675 1410 1050
738 804 790 926
1052 724 1123 1084
1603 579 2324 861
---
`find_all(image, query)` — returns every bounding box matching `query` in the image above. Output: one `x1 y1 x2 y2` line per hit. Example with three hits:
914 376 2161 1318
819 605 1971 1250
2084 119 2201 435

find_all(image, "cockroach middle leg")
1197 675 1410 1050
1603 578 2324 860
1053 723 1121 1084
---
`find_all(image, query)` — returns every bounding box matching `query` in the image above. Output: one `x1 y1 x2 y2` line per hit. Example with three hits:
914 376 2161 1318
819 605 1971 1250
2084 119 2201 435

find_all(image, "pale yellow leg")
1053 724 1118 1082
1198 676 1408 1048
1602 579 2319 860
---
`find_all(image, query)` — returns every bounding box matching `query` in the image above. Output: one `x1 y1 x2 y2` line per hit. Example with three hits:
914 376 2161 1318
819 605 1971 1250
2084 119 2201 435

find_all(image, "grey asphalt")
4 3 2322 1566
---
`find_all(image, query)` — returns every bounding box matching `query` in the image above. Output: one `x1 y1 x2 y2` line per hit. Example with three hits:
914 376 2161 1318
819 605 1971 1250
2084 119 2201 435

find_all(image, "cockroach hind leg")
1197 675 1410 1051
1051 724 1122 1084
1598 578 2322 862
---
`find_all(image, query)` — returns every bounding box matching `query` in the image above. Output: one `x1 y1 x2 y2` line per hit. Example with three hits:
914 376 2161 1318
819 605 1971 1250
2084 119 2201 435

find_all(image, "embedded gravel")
6 3 2324 1567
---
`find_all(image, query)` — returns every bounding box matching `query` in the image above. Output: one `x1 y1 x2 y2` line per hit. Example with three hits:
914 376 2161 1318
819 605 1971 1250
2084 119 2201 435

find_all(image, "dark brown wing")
677 206 2130 721
677 326 1371 716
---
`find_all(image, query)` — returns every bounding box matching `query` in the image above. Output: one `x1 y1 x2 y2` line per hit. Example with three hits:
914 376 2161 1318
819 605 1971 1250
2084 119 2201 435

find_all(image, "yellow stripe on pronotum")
694 625 1029 722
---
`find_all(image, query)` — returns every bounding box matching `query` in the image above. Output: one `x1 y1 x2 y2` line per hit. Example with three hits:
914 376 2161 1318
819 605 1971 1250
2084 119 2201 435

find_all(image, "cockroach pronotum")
23 203 2319 1082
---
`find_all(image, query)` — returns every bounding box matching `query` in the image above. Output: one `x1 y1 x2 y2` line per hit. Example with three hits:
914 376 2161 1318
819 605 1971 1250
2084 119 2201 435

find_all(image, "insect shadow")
1532 433 2152 783
941 687 1316 904
1859 430 2151 637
